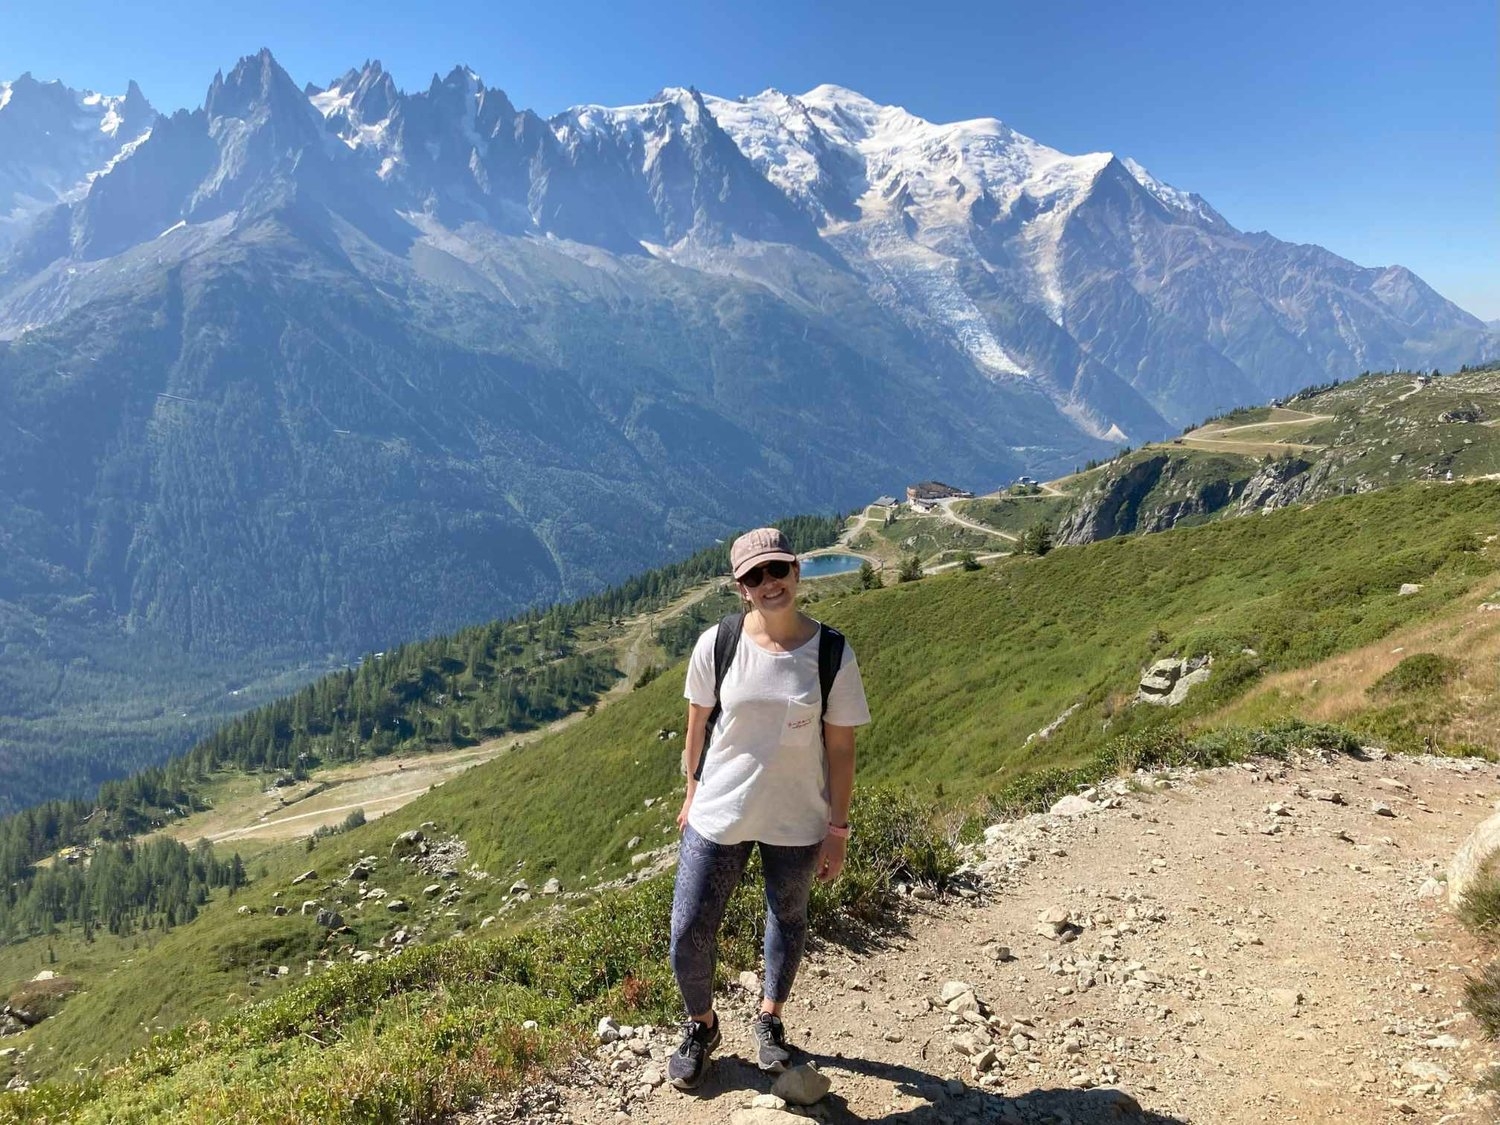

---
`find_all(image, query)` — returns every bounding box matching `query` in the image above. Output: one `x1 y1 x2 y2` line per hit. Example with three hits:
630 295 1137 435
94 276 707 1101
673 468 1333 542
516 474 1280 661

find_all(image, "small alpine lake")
799 553 866 579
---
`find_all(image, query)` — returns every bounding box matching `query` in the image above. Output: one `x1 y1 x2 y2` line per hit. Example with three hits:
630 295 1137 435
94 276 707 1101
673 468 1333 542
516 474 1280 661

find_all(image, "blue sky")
3 0 1496 318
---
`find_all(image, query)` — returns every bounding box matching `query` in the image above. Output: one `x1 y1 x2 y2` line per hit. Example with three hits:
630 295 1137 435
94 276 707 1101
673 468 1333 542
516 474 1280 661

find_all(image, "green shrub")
1369 653 1462 697
897 554 923 583
1018 520 1054 556
1459 871 1500 939
1176 627 1255 661
1466 960 1500 1040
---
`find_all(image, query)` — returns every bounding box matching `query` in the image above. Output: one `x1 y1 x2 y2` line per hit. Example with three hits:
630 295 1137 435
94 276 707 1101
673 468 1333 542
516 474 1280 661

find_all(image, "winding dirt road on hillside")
471 750 1500 1125
1195 410 1333 436
1176 410 1335 457
935 498 1019 543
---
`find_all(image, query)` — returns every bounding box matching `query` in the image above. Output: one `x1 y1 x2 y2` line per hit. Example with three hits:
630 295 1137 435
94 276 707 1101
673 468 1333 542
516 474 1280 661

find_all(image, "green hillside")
3 479 1498 1120
369 477 1496 883
954 365 1500 548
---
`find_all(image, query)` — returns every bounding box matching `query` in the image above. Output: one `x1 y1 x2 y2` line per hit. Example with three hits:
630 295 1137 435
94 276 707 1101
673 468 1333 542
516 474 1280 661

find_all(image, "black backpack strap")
694 612 744 781
817 623 846 724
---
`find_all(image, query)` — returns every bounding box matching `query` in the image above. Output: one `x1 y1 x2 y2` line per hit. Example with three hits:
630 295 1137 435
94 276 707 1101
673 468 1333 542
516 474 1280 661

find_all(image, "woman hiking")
667 527 871 1090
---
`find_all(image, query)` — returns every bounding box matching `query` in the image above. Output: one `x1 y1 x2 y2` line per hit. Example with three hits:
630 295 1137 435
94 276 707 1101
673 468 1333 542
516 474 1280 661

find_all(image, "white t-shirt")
684 621 871 846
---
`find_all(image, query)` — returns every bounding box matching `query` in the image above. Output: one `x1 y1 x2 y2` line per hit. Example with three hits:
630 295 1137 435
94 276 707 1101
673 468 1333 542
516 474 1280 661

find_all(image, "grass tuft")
1458 871 1500 939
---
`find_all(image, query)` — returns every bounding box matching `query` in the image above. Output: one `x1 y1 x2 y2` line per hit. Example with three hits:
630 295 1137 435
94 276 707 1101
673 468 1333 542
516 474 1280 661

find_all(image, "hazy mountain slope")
0 142 1084 808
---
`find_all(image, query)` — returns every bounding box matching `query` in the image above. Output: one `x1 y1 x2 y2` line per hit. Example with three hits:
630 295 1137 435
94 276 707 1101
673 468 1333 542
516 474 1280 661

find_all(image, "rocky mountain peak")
0 71 158 249
204 49 321 140
311 59 400 127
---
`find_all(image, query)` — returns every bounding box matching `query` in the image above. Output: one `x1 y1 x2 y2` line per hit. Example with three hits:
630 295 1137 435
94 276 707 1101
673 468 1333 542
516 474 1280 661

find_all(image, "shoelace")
677 1021 709 1057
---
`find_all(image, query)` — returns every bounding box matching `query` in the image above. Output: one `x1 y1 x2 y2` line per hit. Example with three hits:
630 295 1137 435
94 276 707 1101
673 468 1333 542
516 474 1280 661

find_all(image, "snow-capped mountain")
5 55 1486 434
700 84 1490 428
0 73 155 246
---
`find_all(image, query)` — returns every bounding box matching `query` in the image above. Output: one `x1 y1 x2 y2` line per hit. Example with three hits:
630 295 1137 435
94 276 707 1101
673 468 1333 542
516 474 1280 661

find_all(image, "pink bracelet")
826 823 850 839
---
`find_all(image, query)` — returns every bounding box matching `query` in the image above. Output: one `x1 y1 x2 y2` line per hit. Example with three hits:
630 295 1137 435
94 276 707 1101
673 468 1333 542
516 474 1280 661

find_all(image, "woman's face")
739 559 799 614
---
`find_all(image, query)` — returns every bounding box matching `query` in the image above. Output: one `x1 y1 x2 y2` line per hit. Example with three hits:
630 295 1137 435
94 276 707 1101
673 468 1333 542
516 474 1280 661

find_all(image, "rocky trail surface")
466 750 1500 1125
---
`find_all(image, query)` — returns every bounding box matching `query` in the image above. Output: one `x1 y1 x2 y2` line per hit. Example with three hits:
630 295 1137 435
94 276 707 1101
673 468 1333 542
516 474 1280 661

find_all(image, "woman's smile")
758 583 790 606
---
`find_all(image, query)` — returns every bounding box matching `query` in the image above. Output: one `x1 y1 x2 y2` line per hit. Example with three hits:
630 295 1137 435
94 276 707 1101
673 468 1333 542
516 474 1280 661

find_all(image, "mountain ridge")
4 53 1491 426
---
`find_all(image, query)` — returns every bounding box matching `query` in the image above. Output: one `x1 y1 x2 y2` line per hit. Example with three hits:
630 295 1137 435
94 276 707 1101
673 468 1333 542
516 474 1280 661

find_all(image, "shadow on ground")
677 1048 1187 1123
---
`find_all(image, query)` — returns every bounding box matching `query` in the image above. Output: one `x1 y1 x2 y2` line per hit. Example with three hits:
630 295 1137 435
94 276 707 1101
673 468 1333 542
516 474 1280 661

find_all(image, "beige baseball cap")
730 527 797 580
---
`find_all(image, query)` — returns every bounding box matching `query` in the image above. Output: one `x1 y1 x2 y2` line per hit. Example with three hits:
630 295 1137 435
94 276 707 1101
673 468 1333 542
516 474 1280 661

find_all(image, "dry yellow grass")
1207 583 1500 753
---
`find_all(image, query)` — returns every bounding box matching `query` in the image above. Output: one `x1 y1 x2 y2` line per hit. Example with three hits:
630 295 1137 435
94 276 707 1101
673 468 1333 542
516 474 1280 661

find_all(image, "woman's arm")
677 702 714 830
817 722 857 881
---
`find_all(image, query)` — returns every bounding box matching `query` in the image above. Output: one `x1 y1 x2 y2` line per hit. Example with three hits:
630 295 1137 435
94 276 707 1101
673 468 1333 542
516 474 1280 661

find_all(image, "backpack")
690 611 846 782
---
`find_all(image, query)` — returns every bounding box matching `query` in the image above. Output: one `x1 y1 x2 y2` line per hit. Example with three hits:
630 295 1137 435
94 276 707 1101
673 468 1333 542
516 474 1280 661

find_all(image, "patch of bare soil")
465 750 1500 1124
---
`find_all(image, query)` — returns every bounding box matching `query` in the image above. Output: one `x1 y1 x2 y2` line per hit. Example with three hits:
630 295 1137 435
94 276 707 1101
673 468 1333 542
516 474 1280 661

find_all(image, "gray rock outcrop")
1448 810 1500 905
1235 457 1326 514
1136 656 1212 706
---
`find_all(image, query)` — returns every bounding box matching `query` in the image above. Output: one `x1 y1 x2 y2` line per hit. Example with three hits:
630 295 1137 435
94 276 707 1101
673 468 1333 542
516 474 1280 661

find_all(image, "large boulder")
1050 794 1098 818
1448 809 1500 905
1136 655 1212 706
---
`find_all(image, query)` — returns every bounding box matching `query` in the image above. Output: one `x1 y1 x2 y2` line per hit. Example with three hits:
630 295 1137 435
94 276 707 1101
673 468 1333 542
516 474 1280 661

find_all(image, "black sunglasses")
739 559 794 587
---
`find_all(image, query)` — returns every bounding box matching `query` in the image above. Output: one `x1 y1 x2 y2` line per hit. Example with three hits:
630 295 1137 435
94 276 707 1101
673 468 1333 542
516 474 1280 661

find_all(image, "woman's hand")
677 795 692 832
816 832 847 883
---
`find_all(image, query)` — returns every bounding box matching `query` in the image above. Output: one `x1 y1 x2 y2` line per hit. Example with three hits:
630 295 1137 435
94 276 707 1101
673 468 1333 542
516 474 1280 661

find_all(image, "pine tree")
1021 521 1055 556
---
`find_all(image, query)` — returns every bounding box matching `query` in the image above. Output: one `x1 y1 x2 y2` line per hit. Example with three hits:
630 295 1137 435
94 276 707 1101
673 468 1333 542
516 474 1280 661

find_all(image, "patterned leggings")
669 824 823 1016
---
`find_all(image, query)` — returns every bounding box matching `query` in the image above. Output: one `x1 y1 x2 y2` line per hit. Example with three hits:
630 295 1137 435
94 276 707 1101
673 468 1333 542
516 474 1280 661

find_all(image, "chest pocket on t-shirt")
783 698 821 747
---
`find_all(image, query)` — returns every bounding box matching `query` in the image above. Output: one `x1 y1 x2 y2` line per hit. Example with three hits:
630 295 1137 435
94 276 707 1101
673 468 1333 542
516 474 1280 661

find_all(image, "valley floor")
469 750 1500 1124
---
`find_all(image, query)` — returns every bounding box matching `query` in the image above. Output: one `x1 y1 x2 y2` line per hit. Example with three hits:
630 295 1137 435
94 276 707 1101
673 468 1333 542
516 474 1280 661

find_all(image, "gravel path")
467 750 1500 1124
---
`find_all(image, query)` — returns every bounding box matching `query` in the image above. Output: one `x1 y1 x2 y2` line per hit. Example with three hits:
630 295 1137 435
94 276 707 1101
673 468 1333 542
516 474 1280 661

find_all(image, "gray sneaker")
667 1016 721 1090
752 1011 792 1072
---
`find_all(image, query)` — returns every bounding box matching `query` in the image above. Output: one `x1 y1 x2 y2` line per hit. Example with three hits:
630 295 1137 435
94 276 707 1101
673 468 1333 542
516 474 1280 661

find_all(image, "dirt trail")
475 750 1500 1125
936 498 1019 543
610 582 720 689
1195 411 1333 436
1179 436 1327 454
